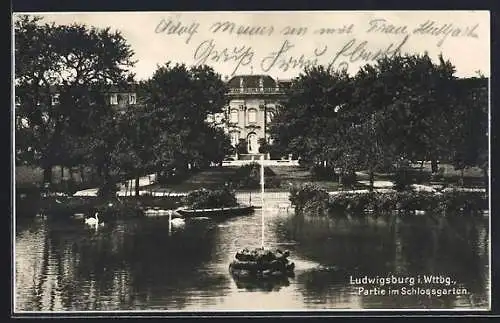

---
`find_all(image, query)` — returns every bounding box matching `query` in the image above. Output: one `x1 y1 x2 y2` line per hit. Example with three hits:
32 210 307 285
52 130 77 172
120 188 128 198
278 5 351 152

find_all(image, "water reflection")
276 212 489 309
15 206 489 311
231 275 291 292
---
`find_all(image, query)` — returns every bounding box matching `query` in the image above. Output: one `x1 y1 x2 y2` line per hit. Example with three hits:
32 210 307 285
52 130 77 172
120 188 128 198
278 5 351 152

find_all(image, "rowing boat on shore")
176 205 255 218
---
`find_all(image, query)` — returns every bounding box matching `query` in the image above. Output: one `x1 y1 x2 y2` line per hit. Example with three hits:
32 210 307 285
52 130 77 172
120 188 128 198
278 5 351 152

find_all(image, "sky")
14 11 490 81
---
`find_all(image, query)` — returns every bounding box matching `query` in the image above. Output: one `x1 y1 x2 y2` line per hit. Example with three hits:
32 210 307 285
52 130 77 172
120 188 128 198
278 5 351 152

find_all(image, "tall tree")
269 65 352 170
269 53 463 191
140 63 229 175
343 53 457 190
448 77 489 186
15 15 135 186
15 15 63 183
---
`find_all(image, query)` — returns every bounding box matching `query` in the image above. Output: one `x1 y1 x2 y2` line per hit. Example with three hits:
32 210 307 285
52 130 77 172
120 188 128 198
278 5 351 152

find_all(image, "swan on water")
168 210 185 227
170 217 185 226
85 212 104 226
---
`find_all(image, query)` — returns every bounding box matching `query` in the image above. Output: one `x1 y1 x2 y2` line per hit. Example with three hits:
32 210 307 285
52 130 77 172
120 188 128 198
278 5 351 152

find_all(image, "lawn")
355 162 487 189
269 166 342 191
143 165 344 193
18 160 487 196
143 167 240 193
144 163 486 194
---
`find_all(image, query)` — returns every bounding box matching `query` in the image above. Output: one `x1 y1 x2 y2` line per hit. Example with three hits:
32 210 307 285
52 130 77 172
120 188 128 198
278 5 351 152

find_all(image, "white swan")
85 212 103 226
170 218 185 227
168 210 185 227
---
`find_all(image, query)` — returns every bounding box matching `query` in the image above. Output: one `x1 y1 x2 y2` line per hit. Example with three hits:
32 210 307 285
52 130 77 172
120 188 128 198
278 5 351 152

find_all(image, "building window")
129 94 136 104
266 110 275 123
51 93 60 105
248 109 257 123
230 109 239 123
230 132 239 146
247 133 258 153
110 94 118 105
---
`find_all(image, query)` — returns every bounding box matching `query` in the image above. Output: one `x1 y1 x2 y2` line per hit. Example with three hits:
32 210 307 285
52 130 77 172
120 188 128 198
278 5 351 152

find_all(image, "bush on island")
229 247 295 280
290 183 487 216
183 187 238 209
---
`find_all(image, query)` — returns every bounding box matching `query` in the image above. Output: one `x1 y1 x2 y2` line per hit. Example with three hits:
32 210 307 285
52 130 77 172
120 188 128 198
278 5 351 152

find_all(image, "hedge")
183 187 238 209
289 184 488 216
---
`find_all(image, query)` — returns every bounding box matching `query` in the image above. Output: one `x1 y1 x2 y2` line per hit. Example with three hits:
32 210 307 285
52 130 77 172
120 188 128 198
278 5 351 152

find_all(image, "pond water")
14 198 490 312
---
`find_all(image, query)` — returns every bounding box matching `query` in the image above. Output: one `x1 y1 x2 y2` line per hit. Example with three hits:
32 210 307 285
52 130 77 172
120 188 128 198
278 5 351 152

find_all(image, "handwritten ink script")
154 15 482 76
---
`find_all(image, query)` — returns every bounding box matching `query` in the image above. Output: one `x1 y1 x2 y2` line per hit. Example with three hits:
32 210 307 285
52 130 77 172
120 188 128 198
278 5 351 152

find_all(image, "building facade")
221 75 290 157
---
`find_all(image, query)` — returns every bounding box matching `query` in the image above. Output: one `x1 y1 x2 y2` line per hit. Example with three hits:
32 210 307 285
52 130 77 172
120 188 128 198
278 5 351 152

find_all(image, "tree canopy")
268 53 488 190
15 16 233 195
138 62 231 172
15 15 135 184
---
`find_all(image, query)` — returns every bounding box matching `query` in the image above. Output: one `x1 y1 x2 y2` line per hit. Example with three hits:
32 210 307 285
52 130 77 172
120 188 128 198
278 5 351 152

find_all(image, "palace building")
220 74 291 158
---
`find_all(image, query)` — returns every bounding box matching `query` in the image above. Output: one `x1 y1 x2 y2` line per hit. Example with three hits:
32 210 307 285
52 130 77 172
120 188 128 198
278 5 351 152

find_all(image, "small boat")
176 205 255 218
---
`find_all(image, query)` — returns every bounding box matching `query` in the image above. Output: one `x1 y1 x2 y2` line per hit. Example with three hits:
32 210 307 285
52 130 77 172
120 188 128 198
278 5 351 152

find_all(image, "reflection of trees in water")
230 275 291 293
284 214 396 273
15 221 47 311
397 215 488 296
16 219 71 311
17 219 84 311
38 220 113 310
278 212 488 309
17 216 231 311
294 268 353 306
121 218 230 310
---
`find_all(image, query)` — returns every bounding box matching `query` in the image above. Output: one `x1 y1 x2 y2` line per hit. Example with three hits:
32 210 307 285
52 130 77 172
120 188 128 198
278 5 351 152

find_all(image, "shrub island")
182 187 239 209
229 247 295 280
289 183 488 217
178 187 254 217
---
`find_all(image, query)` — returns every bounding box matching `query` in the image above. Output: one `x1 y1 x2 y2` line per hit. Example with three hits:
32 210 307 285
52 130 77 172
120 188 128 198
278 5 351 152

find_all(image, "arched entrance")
247 133 259 154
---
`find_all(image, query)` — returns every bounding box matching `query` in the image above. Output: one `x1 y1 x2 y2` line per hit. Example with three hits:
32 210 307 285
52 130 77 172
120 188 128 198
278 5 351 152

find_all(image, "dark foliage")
183 187 238 209
230 162 281 189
